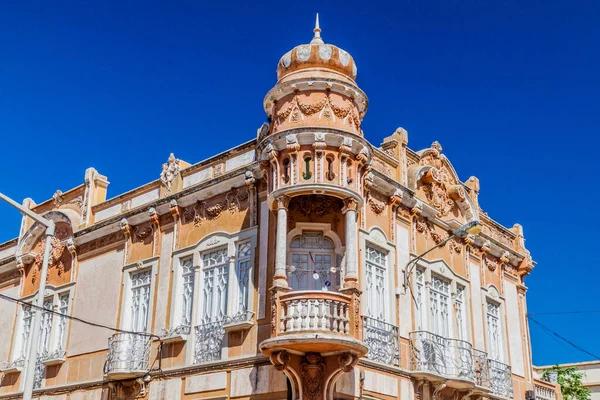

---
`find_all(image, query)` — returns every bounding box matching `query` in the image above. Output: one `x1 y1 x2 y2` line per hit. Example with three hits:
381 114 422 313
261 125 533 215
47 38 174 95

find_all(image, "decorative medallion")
368 198 385 215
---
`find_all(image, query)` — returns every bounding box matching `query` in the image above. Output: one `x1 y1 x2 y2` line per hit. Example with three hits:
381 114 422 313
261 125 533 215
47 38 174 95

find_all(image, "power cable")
527 314 600 360
529 310 600 316
0 292 161 340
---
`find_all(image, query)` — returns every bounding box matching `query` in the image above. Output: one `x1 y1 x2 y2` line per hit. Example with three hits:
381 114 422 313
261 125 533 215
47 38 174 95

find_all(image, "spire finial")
311 13 324 44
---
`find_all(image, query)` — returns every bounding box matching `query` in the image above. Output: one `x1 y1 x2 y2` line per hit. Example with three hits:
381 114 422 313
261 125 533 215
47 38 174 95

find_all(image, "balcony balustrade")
474 348 491 388
535 380 559 400
410 331 514 396
489 359 514 398
362 316 399 366
194 319 226 364
260 290 367 356
104 332 151 380
410 331 476 387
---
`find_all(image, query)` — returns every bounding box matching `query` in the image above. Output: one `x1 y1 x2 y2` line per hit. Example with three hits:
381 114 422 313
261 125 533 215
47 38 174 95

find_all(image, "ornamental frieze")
274 91 361 131
288 195 343 220
182 186 251 227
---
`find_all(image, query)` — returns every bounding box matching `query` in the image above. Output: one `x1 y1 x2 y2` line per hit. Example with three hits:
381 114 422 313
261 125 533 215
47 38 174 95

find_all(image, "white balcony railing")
105 332 151 378
535 382 557 400
279 292 350 335
489 359 514 398
362 316 399 366
410 331 476 381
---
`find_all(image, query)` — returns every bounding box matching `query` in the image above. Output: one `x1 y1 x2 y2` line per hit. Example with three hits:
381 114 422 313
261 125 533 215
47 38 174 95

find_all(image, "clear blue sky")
0 1 598 366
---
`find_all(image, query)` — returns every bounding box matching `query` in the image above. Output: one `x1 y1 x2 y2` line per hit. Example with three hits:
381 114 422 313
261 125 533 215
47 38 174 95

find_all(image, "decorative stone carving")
301 353 326 400
338 352 358 372
343 197 359 213
368 198 385 215
78 231 125 255
448 237 462 254
257 122 270 141
484 255 498 272
31 237 66 284
274 92 361 131
213 163 225 178
182 187 251 227
160 153 180 192
52 190 64 207
270 350 290 371
288 195 343 219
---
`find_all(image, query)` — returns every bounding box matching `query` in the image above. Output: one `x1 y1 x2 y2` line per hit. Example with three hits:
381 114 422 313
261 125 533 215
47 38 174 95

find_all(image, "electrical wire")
527 314 600 360
0 292 161 340
529 310 600 316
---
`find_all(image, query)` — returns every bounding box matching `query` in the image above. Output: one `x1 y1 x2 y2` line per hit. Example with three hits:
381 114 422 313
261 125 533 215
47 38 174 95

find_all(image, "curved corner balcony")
260 290 367 357
410 331 477 389
104 332 151 380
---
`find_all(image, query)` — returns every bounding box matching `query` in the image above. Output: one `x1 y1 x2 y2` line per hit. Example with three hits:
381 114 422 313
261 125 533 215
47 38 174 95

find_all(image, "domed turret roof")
276 14 358 81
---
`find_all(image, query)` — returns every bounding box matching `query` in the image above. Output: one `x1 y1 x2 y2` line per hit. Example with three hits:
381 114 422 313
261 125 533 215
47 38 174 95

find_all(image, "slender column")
273 195 290 287
343 198 359 287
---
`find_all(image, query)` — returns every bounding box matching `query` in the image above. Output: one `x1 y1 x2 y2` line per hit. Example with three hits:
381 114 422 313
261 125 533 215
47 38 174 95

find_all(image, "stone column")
343 198 359 287
273 195 290 287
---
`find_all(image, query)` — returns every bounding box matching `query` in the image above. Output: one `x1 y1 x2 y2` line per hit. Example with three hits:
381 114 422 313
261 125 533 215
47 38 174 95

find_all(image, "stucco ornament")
281 51 292 68
52 190 64 207
318 44 332 60
160 153 180 192
297 45 311 61
301 353 326 400
339 49 350 66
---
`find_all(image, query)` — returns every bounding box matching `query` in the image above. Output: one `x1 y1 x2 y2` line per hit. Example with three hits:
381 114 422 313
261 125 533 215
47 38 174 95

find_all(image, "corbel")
16 258 25 278
461 389 474 400
499 250 510 266
120 218 131 263
388 190 403 241
245 171 258 226
433 382 447 400
169 199 180 251
148 207 160 256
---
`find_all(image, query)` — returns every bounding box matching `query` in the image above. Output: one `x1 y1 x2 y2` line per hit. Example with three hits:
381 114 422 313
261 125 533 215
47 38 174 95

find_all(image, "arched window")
287 232 338 291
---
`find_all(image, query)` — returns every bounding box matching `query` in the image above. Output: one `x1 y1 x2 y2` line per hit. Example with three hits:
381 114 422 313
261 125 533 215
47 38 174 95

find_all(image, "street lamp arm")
403 234 453 293
0 192 54 232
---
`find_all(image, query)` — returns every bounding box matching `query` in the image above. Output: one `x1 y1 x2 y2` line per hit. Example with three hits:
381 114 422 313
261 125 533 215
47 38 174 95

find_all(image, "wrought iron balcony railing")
104 332 151 379
489 359 513 398
362 316 399 366
410 331 476 382
474 348 490 388
194 319 226 364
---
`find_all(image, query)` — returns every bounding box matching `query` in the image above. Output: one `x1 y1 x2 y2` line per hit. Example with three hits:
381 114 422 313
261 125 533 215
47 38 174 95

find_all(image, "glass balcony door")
288 232 338 291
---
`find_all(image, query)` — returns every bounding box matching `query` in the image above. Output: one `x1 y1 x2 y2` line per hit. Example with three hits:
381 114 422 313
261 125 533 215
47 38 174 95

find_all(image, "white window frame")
411 259 472 343
169 228 257 362
483 285 507 363
119 257 159 333
359 227 396 324
10 283 75 373
286 222 344 292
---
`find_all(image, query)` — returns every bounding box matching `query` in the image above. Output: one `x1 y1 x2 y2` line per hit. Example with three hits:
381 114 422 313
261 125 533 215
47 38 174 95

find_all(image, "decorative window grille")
365 245 387 321
236 241 252 314
38 298 54 354
429 275 450 338
288 233 336 291
202 248 229 323
415 268 426 330
181 257 195 328
130 270 152 332
455 285 467 341
19 305 32 360
55 293 69 353
486 300 502 361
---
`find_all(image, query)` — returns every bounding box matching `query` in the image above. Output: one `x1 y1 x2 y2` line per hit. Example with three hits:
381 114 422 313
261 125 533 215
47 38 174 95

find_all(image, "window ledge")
224 320 254 333
0 359 25 373
160 325 191 343
161 333 189 344
41 351 67 366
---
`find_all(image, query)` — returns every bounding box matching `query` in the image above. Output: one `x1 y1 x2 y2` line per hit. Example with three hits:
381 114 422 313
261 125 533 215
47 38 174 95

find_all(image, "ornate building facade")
0 17 561 400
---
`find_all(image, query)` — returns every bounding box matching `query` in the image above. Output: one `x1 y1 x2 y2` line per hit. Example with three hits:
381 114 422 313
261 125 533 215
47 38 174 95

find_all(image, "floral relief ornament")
160 153 180 192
